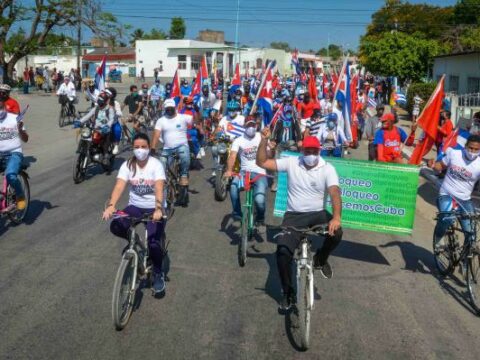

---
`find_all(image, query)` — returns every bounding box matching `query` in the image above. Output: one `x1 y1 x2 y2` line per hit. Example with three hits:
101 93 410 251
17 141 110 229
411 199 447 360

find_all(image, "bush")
406 82 437 115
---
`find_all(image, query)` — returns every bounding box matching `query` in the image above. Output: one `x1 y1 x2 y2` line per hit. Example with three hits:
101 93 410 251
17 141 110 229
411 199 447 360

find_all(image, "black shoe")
279 291 295 311
318 261 333 279
255 220 266 234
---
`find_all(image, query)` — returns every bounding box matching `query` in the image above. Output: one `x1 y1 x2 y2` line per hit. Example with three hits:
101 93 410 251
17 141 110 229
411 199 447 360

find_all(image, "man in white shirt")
0 99 29 210
151 98 193 207
225 118 268 226
256 131 342 310
56 77 76 116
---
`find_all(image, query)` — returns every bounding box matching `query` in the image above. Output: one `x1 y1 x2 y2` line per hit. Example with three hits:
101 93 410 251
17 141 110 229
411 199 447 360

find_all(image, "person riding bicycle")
180 97 203 159
74 93 115 166
317 113 348 158
224 118 269 228
56 77 76 116
148 79 165 114
105 88 122 156
431 135 480 251
0 84 20 114
122 85 144 142
139 83 150 107
374 112 407 163
199 85 217 117
256 132 342 310
0 99 29 210
151 98 193 207
102 132 167 295
85 80 99 107
180 79 191 96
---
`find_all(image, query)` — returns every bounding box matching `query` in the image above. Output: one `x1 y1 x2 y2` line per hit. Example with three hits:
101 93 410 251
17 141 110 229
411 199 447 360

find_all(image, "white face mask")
133 148 149 161
465 150 480 161
245 127 256 138
303 154 319 167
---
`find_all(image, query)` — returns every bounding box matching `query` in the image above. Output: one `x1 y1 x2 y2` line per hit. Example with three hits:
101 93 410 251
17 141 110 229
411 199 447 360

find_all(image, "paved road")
1 90 480 359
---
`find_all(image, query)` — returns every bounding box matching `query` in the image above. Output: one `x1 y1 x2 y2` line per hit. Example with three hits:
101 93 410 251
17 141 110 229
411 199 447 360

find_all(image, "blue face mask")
285 113 293 120
283 120 291 128
327 121 335 130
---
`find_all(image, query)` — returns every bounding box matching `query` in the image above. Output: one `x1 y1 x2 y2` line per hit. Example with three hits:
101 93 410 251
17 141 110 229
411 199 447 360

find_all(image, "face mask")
327 121 335 130
132 92 138 97
465 149 480 161
285 113 293 120
228 111 237 119
245 127 256 138
283 120 291 128
471 125 480 135
165 108 175 117
133 148 149 161
298 95 304 101
0 110 7 120
303 154 319 167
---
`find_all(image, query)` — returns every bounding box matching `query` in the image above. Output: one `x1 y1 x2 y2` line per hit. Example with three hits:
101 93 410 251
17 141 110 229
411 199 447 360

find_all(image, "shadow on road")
24 199 59 226
219 214 241 245
417 180 438 207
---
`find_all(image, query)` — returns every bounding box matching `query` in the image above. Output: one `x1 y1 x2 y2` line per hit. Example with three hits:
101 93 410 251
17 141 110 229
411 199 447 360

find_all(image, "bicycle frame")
121 222 150 291
242 184 255 237
296 239 314 311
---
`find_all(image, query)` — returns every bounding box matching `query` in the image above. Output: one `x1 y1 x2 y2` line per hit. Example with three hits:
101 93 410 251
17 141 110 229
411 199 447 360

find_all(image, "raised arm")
256 127 278 172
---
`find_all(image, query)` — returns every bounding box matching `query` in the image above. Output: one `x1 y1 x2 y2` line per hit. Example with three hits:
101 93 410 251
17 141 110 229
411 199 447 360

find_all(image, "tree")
270 41 291 52
359 32 442 83
130 28 145 46
130 28 167 46
454 0 480 25
0 0 120 83
169 17 186 39
316 44 343 60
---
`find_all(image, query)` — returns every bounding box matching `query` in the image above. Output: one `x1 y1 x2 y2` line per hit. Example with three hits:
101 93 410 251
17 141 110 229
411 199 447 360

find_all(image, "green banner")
273 152 420 235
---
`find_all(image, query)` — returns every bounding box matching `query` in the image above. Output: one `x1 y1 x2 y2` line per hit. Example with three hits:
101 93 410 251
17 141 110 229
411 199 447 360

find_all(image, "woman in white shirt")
102 133 167 294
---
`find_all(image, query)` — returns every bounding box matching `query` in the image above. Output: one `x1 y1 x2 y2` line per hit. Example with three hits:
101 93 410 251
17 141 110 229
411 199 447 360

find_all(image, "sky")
93 0 456 50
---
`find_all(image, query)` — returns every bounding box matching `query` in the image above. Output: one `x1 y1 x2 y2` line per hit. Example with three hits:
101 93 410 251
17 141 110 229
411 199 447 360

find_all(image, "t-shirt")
440 148 480 201
4 98 20 114
296 100 317 119
306 118 323 136
155 113 193 149
276 156 339 212
123 93 143 114
218 115 245 139
364 115 380 140
374 127 407 161
320 99 332 114
231 132 266 174
0 112 23 153
117 157 166 209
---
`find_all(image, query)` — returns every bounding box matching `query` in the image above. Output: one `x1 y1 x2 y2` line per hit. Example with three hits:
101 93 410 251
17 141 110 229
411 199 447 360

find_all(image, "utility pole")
76 0 82 71
234 0 240 67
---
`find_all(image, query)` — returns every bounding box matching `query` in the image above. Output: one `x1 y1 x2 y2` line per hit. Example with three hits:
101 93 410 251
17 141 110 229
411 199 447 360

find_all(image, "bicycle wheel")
433 231 455 276
58 106 65 127
214 169 228 201
296 267 311 351
467 251 480 314
8 172 30 224
112 254 136 330
165 180 176 219
238 206 248 267
73 152 87 184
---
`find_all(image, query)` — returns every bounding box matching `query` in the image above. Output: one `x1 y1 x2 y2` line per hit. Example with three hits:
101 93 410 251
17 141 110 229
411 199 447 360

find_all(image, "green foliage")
130 28 167 46
406 82 437 115
454 0 480 25
169 17 186 39
460 27 480 49
270 42 291 52
316 44 342 60
360 32 442 82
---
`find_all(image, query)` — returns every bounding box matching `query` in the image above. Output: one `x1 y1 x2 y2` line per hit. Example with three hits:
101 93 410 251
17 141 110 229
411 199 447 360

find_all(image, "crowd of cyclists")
2 66 480 314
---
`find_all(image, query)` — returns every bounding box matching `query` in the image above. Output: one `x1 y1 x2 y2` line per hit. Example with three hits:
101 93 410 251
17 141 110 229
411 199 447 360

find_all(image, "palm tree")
130 29 145 46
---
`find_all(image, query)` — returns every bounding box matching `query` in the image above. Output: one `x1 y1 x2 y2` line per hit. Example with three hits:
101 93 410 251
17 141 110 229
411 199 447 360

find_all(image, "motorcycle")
211 134 238 201
73 122 115 184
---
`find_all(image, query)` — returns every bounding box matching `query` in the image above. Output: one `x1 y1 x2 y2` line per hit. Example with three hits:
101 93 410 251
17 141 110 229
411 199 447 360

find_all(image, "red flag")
409 76 445 165
308 67 319 105
232 63 241 87
170 69 181 99
190 71 202 97
350 74 359 142
201 55 208 79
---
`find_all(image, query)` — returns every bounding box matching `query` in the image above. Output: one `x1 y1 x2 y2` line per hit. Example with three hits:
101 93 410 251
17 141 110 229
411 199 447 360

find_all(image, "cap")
164 99 176 108
245 117 256 126
303 136 321 149
380 113 395 122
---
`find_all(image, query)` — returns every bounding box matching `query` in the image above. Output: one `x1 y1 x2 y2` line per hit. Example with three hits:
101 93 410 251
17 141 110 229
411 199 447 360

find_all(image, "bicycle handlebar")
435 210 480 220
112 210 167 222
281 223 330 236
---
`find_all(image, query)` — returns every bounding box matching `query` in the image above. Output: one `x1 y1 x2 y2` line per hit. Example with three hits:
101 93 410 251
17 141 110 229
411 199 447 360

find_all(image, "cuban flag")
395 91 407 106
94 55 106 91
170 69 181 99
190 71 202 106
258 62 275 126
269 103 283 130
229 63 241 96
291 49 301 75
226 121 245 138
335 59 353 141
368 97 377 108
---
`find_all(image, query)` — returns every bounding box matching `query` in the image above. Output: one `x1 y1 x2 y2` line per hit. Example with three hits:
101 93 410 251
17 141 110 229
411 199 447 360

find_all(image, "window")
256 58 263 68
178 55 187 70
242 61 249 71
467 77 480 93
191 55 202 71
449 75 459 93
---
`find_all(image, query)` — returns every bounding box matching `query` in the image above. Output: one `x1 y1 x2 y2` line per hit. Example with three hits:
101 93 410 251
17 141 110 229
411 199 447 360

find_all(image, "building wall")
238 48 291 75
198 30 224 44
15 55 78 75
433 53 480 94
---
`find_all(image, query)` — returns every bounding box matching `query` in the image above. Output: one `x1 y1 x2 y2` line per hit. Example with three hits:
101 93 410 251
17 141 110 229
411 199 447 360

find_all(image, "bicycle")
58 94 76 128
235 172 266 267
110 211 166 331
433 210 480 314
161 152 181 219
279 224 329 351
0 162 31 225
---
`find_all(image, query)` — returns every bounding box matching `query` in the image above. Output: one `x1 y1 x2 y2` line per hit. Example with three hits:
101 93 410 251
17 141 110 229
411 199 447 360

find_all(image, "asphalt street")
1 88 480 359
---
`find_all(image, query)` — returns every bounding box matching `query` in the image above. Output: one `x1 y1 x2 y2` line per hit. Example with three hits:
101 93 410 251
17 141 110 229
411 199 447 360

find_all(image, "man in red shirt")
436 110 453 153
0 84 20 114
374 113 407 163
296 91 319 132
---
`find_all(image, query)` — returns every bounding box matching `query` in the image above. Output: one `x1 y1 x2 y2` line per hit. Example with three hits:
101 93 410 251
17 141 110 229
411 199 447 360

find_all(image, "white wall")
16 55 78 74
433 53 480 94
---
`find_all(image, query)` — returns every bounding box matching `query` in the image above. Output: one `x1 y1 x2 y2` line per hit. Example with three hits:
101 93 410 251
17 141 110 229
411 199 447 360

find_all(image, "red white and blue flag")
94 55 106 91
229 63 241 96
258 62 275 126
190 71 202 106
334 59 353 141
291 49 301 75
170 69 181 99
226 121 245 138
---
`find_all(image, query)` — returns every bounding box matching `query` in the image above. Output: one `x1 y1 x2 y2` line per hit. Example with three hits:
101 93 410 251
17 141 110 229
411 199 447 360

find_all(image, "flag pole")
250 60 274 115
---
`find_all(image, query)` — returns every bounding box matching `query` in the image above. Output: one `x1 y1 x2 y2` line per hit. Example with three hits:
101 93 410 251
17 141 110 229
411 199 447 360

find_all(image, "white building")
433 51 480 95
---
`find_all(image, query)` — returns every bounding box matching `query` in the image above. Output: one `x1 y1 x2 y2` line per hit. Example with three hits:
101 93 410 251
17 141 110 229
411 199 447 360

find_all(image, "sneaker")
152 271 166 295
318 260 333 279
112 144 119 155
279 291 295 311
200 147 206 157
196 153 202 159
16 197 26 211
271 183 277 192
211 170 216 177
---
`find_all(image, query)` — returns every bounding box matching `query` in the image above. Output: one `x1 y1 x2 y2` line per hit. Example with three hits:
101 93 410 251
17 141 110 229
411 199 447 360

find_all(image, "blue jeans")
434 195 475 244
161 145 190 178
188 129 201 157
0 152 24 198
230 172 267 222
321 147 342 157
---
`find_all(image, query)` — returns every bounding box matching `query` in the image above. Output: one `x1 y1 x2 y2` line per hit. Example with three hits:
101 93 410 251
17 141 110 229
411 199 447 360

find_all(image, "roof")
434 51 480 59
82 47 135 61
136 39 237 51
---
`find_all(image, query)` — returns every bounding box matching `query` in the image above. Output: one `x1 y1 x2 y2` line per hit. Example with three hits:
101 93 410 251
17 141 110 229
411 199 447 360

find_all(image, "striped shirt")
306 118 323 136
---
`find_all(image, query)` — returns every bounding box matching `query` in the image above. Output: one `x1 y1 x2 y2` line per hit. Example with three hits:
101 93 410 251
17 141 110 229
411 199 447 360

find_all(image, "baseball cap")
303 136 321 149
245 118 256 127
380 113 395 122
164 99 176 108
